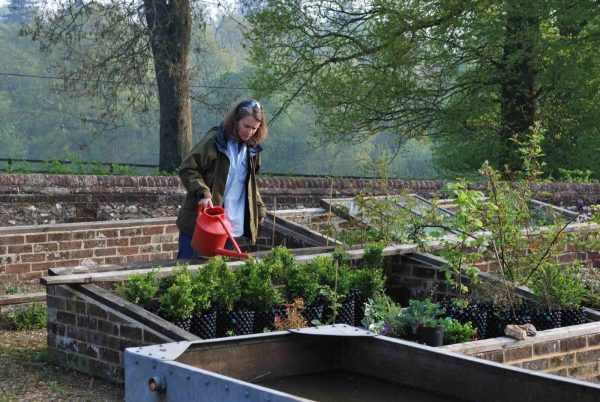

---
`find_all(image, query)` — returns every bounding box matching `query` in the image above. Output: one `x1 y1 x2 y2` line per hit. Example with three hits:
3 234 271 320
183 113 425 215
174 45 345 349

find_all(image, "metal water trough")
125 325 600 402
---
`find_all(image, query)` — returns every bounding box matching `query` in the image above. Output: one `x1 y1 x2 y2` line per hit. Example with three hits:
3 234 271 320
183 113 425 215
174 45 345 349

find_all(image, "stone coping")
0 216 177 235
442 321 600 355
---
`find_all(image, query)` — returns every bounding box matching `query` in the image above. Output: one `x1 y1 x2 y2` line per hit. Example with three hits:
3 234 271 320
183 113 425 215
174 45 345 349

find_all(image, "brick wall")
46 283 197 382
443 322 600 383
385 245 599 304
0 219 178 283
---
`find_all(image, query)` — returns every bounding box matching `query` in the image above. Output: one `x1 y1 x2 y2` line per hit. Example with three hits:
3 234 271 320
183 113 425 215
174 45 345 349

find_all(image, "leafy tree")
23 0 199 172
245 0 600 176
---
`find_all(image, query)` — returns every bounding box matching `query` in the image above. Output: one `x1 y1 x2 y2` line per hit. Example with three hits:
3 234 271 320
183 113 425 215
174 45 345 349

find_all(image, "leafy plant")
237 258 283 310
116 270 158 306
207 256 241 311
261 245 296 282
281 259 321 306
158 266 195 320
12 302 47 330
529 263 586 310
399 299 445 335
44 159 70 174
190 265 215 314
3 285 22 295
274 298 308 330
557 168 594 183
442 317 477 345
348 266 386 301
361 292 404 336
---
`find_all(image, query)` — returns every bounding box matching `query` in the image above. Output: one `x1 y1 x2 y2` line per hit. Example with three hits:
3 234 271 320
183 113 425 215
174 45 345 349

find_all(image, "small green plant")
3 285 22 295
207 256 241 311
158 266 195 320
281 258 321 306
116 270 158 306
399 298 445 335
236 257 284 310
44 159 71 174
12 302 47 330
190 265 215 314
5 160 32 173
442 317 477 345
261 245 296 282
361 292 403 335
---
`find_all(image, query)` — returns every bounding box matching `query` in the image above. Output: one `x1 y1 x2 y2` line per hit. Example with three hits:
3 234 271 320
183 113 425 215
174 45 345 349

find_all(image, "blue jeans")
177 231 237 259
177 232 199 259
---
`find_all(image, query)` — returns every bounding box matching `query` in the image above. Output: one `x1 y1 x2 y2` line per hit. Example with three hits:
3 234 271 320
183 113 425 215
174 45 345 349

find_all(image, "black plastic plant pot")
143 299 160 316
171 317 192 332
302 305 324 325
190 307 218 339
336 299 356 326
561 307 587 326
227 309 256 336
443 300 488 340
417 324 444 347
253 307 284 333
530 309 562 331
486 305 531 338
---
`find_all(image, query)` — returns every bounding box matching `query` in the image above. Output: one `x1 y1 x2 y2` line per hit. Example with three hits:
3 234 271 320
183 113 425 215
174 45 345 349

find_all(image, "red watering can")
191 206 249 259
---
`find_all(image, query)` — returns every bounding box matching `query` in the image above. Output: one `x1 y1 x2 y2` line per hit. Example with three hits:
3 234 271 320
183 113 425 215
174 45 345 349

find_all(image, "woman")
176 99 267 258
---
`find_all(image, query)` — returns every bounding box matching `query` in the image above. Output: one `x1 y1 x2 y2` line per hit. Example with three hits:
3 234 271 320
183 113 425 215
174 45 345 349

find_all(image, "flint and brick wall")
0 219 179 283
2 174 599 226
443 322 600 383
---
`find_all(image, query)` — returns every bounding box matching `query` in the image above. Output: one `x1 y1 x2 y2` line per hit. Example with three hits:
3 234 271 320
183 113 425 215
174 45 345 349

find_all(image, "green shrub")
116 270 158 305
348 266 386 300
206 256 241 311
12 302 47 330
530 263 586 309
158 266 195 320
236 258 284 310
190 265 215 313
399 299 445 335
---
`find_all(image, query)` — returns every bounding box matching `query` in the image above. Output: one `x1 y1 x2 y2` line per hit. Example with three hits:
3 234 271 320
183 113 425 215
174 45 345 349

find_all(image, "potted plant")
348 244 387 326
281 256 324 324
361 291 404 336
237 257 284 333
529 263 587 328
189 264 217 339
207 256 245 336
158 266 195 331
116 269 159 312
399 299 445 346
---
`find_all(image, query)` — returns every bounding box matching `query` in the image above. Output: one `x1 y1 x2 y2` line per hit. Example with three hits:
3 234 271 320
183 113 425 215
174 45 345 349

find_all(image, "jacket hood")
214 123 263 157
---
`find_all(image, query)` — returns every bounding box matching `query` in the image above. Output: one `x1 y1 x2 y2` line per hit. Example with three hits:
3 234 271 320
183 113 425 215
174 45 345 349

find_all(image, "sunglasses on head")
238 99 261 111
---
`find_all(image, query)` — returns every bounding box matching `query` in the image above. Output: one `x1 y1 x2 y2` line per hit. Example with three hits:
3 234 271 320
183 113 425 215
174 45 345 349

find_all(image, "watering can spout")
190 206 250 259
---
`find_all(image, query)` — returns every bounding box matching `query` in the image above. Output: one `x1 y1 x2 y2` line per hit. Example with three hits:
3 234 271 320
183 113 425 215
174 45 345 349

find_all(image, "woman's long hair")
222 99 268 145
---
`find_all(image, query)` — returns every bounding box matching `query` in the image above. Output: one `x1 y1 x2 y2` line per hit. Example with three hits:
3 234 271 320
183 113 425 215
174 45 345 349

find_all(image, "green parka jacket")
176 125 266 243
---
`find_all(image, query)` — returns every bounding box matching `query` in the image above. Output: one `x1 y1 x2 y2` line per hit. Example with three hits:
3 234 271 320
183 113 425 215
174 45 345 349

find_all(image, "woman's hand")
198 198 213 209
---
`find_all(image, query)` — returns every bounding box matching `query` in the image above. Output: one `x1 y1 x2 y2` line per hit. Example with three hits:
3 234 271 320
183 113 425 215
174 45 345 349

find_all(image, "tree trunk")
145 0 192 172
498 2 539 173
